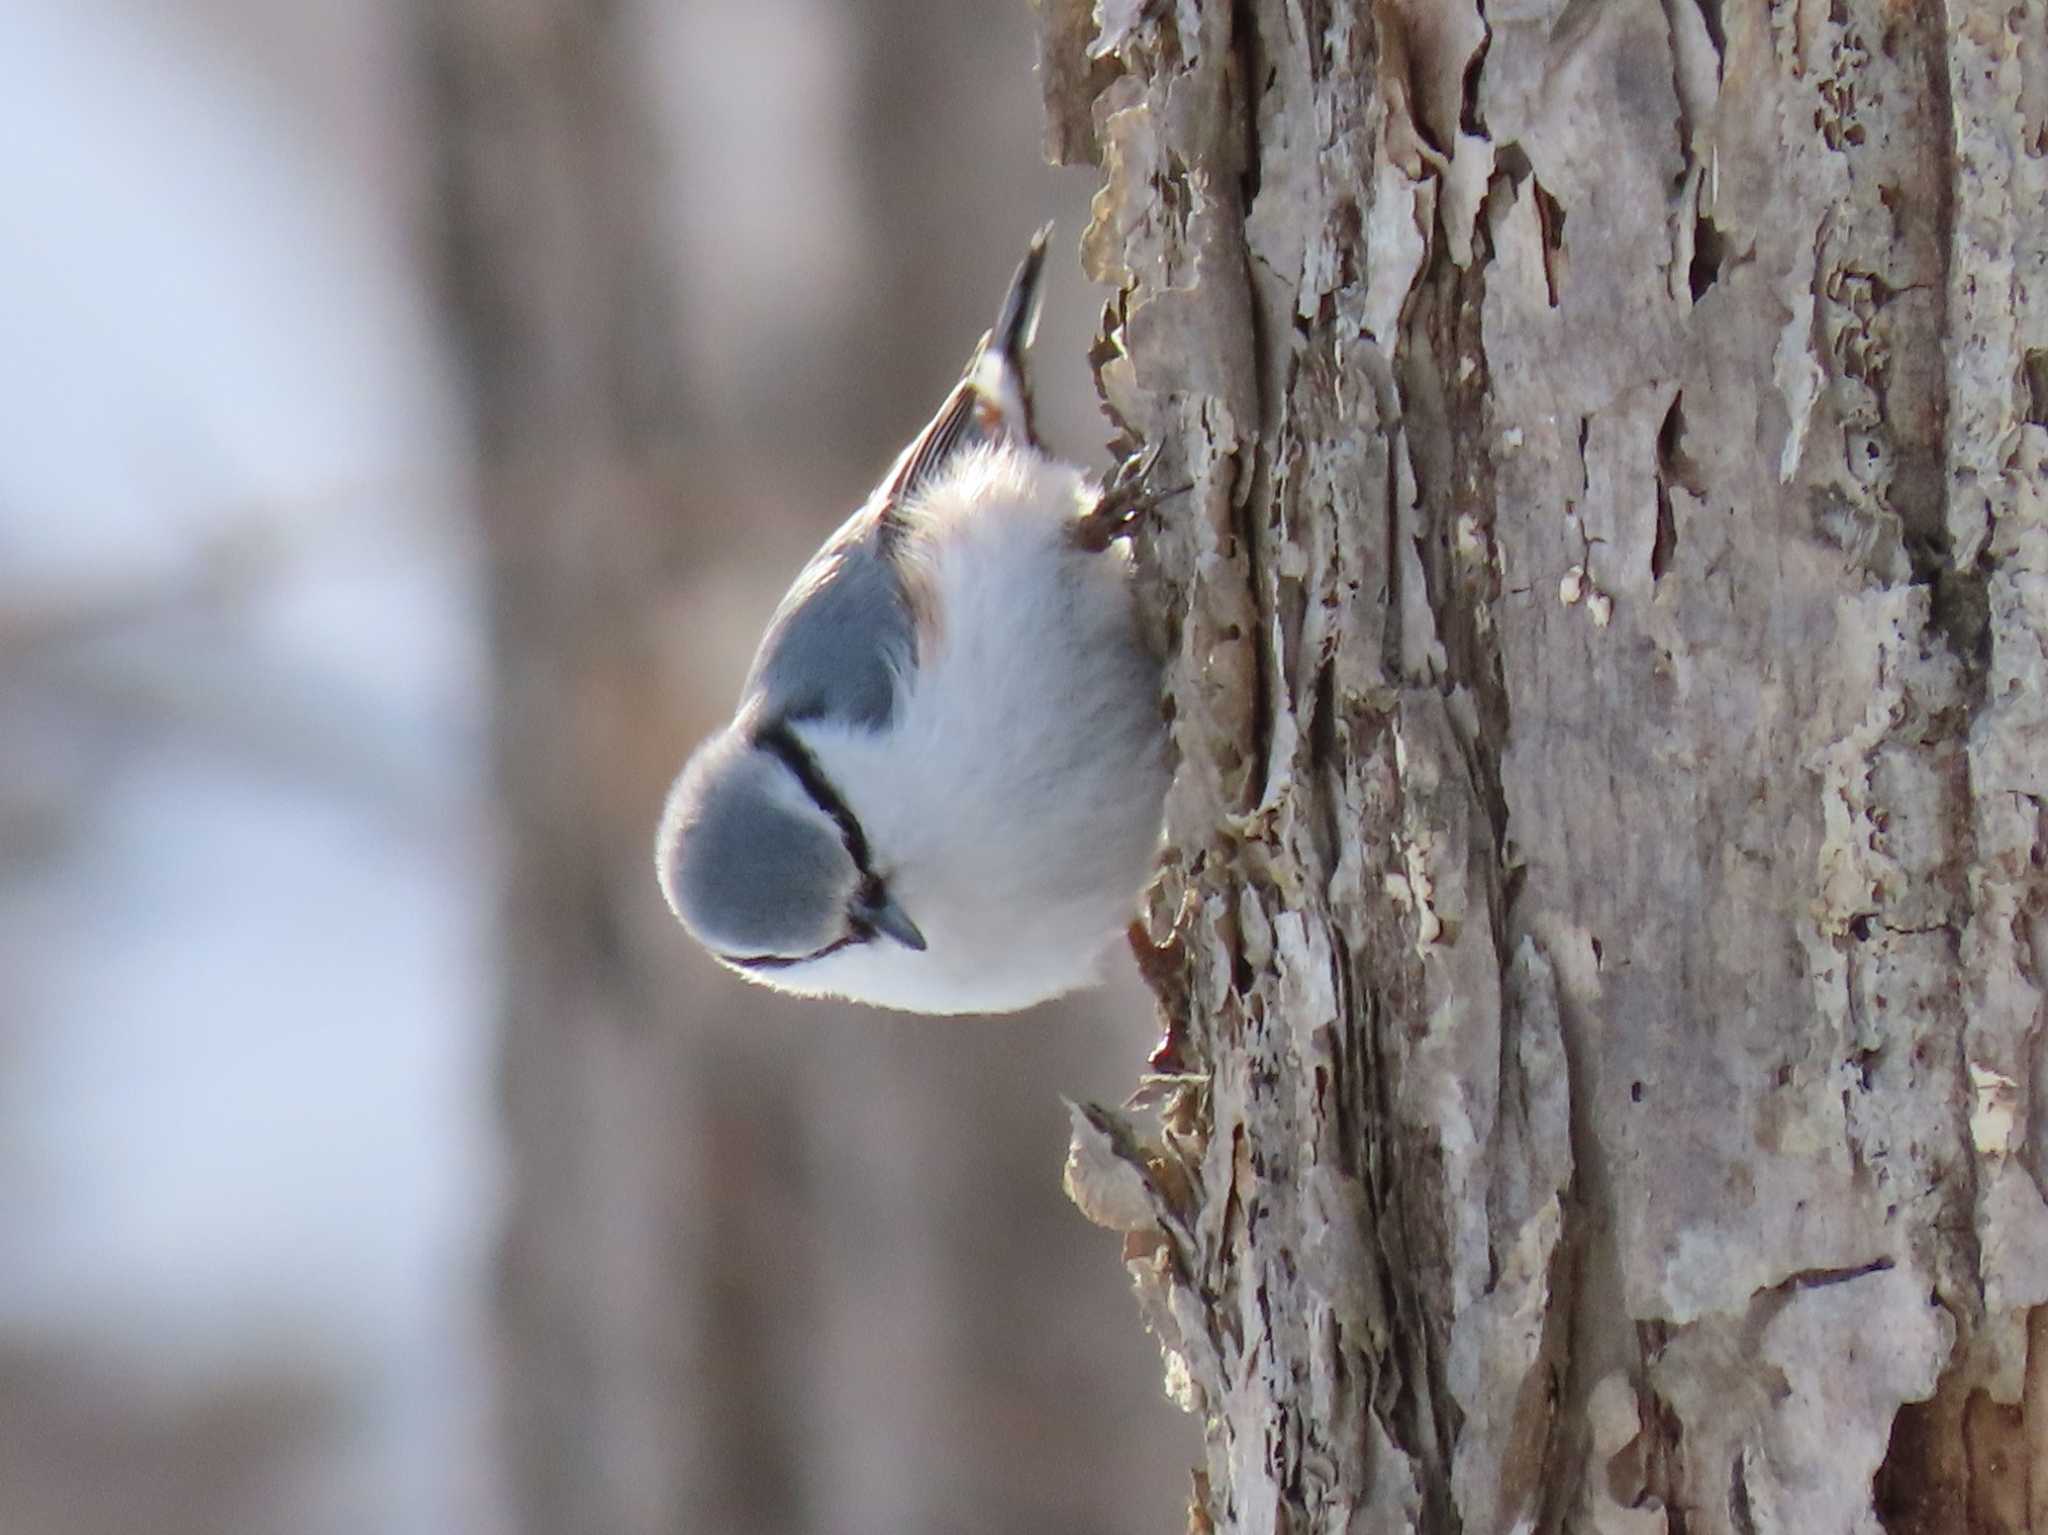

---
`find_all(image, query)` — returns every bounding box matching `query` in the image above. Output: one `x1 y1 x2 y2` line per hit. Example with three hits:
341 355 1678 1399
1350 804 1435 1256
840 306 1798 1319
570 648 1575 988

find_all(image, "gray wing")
876 383 980 518
743 228 1054 733
742 509 917 730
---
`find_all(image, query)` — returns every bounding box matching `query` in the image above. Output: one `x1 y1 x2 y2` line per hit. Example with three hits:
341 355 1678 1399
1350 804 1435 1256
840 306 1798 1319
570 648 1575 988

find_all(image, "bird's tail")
969 222 1052 448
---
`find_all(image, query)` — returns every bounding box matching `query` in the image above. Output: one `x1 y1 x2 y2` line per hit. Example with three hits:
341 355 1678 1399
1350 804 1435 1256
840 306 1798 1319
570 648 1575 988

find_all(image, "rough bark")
1049 1 2048 1530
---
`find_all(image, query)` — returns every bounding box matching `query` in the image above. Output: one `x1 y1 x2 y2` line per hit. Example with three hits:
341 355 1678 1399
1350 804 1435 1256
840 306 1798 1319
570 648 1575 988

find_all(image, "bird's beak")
858 888 927 952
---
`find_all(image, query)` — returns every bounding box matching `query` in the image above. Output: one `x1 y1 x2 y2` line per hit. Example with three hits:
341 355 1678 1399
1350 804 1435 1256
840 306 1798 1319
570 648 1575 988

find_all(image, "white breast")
779 447 1169 1014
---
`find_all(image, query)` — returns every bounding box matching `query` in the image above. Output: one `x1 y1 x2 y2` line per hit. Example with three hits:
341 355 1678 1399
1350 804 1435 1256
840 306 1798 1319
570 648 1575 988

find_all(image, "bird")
655 227 1171 1014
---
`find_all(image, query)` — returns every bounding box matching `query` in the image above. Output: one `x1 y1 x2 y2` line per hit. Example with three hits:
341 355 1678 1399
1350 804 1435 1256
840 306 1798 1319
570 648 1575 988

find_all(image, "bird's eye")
845 878 885 944
849 875 927 952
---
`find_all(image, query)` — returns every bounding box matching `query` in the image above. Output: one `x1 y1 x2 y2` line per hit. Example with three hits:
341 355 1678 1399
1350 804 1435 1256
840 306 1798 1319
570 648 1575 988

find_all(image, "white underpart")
778 446 1167 1014
971 343 1032 435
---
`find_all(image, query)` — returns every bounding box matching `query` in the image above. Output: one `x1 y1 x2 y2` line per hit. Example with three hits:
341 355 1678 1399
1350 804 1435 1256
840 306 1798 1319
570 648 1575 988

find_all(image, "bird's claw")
1075 442 1189 551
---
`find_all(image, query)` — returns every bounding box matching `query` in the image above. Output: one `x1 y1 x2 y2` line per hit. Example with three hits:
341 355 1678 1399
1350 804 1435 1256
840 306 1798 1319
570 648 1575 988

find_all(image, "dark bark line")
1051 1 1536 1526
1050 0 2048 1531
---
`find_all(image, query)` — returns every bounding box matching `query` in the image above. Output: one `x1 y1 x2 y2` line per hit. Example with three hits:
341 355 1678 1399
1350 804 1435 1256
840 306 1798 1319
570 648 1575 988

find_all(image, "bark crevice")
1049 0 2048 1528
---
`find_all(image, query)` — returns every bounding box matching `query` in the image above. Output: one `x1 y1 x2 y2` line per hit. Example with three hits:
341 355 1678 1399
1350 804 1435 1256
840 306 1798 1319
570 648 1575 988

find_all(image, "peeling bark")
1048 0 2048 1529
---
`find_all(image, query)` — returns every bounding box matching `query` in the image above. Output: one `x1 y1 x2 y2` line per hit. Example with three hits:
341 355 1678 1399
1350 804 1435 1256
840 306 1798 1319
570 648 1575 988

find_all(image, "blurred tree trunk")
422 10 725 1532
426 5 1190 1535
1050 1 2048 1530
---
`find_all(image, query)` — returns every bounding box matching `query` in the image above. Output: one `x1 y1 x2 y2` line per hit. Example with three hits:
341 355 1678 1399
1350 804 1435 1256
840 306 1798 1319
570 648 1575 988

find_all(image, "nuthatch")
656 228 1171 1014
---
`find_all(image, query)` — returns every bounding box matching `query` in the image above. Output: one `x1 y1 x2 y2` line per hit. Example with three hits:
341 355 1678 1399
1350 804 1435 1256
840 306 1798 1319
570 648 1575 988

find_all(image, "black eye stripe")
732 720 914 966
752 719 875 878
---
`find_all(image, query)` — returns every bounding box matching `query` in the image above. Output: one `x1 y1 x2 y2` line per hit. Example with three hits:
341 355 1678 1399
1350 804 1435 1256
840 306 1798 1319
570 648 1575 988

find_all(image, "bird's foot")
1074 443 1190 551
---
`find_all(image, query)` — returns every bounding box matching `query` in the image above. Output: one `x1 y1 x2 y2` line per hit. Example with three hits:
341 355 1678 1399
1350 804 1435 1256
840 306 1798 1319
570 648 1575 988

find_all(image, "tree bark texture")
1048 0 2048 1530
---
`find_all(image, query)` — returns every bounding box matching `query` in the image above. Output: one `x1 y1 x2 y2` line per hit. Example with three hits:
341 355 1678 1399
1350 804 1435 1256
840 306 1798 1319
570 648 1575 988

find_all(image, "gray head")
654 228 1062 1002
656 722 926 972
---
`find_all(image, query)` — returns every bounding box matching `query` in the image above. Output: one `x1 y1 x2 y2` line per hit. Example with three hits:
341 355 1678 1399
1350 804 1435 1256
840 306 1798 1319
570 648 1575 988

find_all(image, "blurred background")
0 2 1191 1532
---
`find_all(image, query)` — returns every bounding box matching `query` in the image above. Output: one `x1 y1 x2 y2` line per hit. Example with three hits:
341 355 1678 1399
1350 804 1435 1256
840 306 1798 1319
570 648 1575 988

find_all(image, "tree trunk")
1048 0 2048 1529
428 4 1192 1532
